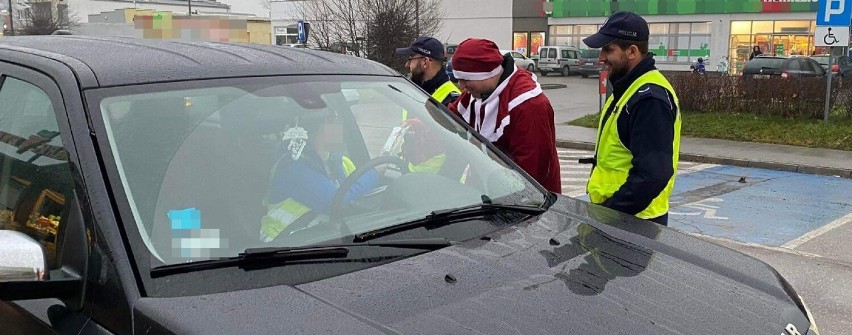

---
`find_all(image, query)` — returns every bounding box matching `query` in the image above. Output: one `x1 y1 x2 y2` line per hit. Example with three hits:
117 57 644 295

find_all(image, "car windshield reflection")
94 75 546 265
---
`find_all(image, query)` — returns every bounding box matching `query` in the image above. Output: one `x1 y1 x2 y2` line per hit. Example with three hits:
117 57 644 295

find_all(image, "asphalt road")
548 74 852 334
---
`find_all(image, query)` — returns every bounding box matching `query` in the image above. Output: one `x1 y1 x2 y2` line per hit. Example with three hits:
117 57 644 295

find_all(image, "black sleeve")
441 91 460 107
602 91 676 215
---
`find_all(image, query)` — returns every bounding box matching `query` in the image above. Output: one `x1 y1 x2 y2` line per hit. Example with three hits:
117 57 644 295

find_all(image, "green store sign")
550 0 819 17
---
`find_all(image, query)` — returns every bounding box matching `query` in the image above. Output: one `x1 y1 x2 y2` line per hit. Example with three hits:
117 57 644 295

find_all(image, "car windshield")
92 75 546 266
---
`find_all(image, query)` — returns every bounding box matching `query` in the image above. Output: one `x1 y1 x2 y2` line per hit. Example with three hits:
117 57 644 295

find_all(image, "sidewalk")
555 124 852 178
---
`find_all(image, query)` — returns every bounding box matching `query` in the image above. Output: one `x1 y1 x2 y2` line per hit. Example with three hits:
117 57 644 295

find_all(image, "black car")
0 36 819 334
743 55 825 79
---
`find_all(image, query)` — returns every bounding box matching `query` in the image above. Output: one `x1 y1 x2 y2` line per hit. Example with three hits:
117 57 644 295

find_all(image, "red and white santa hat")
451 38 504 81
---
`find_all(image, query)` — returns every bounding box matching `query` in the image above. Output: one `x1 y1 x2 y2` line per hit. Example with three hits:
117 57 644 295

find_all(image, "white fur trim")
453 65 503 81
508 82 543 111
493 115 510 141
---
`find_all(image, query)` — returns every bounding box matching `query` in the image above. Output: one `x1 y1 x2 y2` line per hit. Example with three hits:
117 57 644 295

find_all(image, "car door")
806 59 826 77
540 48 556 70
785 58 805 78
0 62 88 334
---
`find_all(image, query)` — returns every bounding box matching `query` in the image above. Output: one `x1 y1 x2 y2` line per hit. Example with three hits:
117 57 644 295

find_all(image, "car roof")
0 36 398 88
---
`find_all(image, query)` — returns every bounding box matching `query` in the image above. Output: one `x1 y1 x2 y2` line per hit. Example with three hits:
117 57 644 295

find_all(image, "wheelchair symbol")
824 27 840 45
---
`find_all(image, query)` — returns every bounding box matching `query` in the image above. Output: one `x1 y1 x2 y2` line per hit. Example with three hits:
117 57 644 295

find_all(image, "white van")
538 45 581 76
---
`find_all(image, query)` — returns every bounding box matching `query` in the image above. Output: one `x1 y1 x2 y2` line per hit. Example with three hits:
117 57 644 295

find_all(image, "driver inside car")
260 112 380 242
382 117 448 174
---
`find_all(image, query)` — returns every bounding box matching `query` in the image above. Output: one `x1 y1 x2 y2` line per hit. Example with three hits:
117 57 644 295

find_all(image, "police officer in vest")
396 36 461 106
582 11 682 226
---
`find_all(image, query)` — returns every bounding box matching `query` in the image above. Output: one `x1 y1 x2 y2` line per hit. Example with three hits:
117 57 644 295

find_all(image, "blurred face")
599 42 640 79
313 118 345 154
405 55 429 83
457 75 501 99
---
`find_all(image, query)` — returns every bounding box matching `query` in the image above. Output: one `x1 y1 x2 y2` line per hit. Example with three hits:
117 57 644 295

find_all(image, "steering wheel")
328 156 410 222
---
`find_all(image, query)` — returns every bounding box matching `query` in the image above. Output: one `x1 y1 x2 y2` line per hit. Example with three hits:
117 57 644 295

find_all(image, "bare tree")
14 2 79 36
298 0 443 67
361 0 443 71
258 0 271 11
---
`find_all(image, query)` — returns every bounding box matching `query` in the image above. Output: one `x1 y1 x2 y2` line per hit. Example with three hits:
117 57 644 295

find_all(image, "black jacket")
419 67 460 106
596 55 677 222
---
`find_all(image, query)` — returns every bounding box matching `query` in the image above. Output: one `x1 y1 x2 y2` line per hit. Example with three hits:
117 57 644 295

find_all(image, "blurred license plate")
752 74 770 79
585 62 595 65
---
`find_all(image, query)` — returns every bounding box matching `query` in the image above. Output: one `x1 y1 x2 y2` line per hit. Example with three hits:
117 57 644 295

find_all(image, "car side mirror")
0 230 46 282
0 230 82 301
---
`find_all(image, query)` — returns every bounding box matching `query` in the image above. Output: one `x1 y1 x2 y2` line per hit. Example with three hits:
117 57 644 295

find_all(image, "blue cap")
583 11 649 49
396 36 446 61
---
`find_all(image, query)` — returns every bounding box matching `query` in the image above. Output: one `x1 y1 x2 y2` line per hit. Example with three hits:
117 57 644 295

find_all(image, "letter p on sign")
826 0 845 22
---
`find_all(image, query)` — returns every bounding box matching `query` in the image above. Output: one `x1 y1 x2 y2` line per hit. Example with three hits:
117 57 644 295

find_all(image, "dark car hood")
133 197 810 334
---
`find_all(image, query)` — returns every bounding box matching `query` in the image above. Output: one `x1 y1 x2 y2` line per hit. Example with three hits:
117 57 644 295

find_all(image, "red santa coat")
449 66 561 193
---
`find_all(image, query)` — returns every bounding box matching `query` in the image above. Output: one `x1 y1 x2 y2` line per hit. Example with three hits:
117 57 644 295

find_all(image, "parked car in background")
810 54 852 78
538 45 580 76
500 50 536 72
578 49 603 78
742 55 825 79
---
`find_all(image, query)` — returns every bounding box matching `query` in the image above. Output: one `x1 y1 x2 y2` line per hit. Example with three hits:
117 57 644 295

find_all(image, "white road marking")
781 212 852 249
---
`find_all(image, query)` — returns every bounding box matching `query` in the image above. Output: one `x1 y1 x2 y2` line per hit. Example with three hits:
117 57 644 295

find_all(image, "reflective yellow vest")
402 80 460 120
586 70 682 220
260 156 357 242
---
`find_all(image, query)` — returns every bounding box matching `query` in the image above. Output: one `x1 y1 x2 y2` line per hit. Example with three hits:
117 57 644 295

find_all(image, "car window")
547 48 556 58
93 76 545 266
743 58 785 73
581 50 599 59
788 59 803 71
512 52 524 59
561 50 570 58
0 76 75 271
809 60 826 74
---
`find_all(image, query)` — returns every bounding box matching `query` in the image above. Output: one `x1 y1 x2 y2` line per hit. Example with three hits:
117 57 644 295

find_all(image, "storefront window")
648 22 711 63
752 21 774 34
530 32 545 57
555 25 573 34
728 20 820 74
576 25 597 35
514 32 546 57
692 22 711 34
650 23 668 34
731 21 751 35
513 32 529 55
548 25 599 50
774 21 810 34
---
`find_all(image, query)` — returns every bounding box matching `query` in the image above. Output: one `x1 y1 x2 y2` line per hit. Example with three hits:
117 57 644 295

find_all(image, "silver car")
501 50 536 72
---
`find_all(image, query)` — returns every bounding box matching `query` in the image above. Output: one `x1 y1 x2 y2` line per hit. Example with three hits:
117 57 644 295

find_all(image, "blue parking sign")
817 0 852 26
297 20 306 43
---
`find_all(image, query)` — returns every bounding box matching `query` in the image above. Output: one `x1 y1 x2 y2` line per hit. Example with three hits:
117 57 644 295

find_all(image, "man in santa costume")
449 38 561 193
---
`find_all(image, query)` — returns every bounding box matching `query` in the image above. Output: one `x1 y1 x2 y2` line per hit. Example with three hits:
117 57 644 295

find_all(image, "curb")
555 139 852 179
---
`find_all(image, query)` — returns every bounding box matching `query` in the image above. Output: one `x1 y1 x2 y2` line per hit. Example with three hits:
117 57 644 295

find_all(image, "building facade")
546 0 842 73
269 0 549 56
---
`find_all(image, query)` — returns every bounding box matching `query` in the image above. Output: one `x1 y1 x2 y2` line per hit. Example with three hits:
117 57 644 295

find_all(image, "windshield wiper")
150 238 453 277
354 195 547 242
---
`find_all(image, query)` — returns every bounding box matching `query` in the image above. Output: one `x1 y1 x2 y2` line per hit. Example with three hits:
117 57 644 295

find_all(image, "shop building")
545 0 845 73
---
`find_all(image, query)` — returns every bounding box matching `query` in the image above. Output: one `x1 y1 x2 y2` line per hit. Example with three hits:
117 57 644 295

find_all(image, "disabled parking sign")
816 0 852 46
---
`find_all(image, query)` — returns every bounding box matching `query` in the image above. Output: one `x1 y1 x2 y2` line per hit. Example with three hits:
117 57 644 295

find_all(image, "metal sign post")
816 0 852 123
